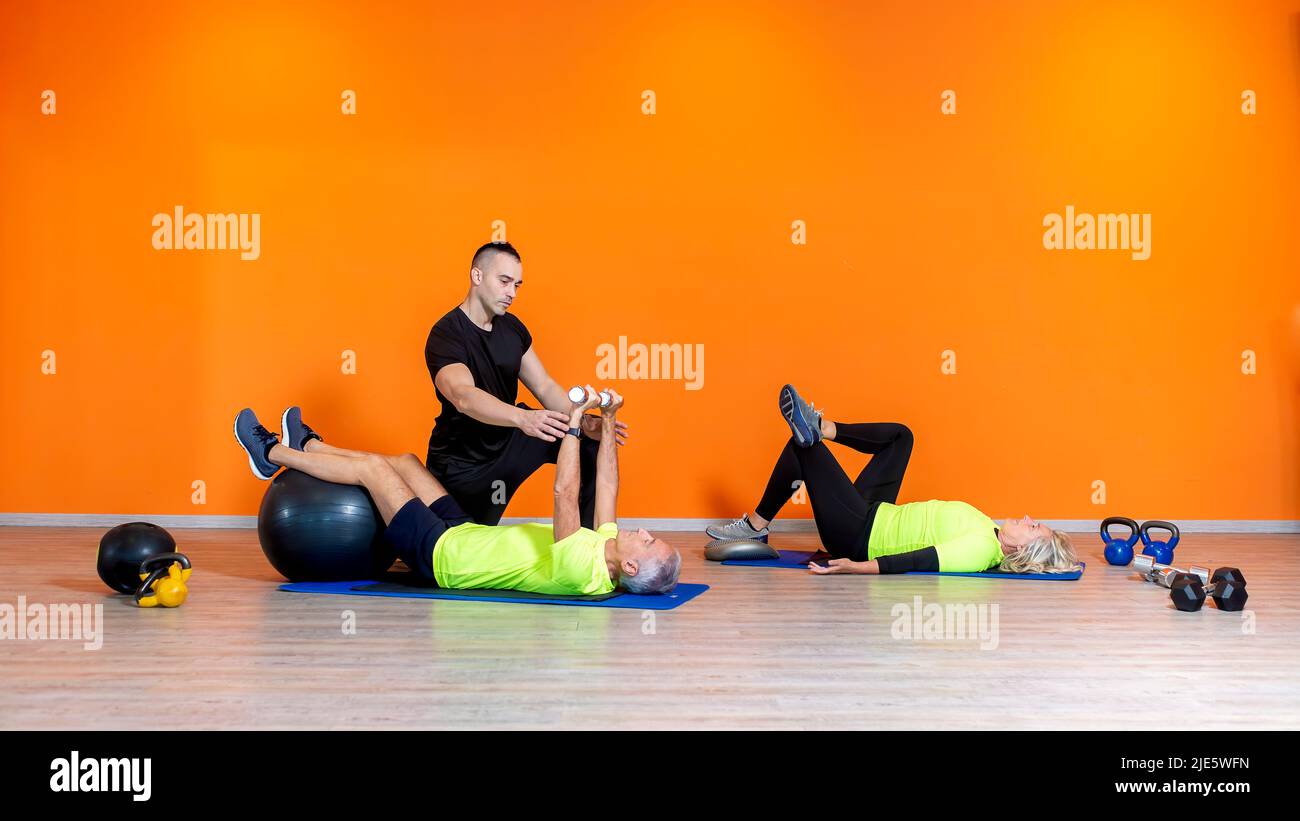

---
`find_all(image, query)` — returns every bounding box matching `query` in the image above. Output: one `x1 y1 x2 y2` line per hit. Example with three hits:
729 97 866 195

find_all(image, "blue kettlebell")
1100 516 1140 566
1139 520 1180 565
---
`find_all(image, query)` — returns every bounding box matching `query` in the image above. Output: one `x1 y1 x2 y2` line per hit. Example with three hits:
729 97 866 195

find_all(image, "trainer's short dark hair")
471 241 521 272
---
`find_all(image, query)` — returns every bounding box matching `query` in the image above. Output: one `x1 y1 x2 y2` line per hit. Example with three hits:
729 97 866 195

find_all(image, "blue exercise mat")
279 580 709 609
722 550 1085 580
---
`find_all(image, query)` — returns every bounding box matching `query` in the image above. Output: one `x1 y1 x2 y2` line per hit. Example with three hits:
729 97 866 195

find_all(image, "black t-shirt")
425 307 533 468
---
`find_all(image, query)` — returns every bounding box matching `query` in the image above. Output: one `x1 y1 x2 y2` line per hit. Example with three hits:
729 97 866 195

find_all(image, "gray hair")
621 548 682 594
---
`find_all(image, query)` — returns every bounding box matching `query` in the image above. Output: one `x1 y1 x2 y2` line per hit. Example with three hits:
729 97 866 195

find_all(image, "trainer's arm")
518 345 573 414
521 345 631 445
436 363 569 441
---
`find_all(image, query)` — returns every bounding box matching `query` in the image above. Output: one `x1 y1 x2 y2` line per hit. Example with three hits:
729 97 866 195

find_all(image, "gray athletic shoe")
706 514 770 543
234 408 280 480
779 383 823 447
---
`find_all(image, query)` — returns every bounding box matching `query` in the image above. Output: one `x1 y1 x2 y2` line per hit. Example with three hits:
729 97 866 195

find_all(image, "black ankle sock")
263 440 276 463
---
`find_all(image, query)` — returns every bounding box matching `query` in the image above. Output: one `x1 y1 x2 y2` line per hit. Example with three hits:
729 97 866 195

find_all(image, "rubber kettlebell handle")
138 552 191 575
1139 520 1180 548
134 566 173 605
1100 516 1140 545
134 552 191 606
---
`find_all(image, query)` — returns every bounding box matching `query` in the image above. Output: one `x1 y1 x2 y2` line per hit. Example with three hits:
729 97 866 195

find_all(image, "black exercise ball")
256 469 396 582
97 522 177 594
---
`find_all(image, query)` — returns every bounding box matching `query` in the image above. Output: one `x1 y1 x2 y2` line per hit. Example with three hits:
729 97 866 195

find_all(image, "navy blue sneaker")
234 408 280 479
280 406 322 451
779 384 823 447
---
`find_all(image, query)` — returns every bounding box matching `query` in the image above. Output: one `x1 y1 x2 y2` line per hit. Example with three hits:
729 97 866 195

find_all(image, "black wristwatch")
567 427 582 438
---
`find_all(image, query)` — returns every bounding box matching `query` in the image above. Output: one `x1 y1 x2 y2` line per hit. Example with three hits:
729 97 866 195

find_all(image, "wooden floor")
1 526 1296 730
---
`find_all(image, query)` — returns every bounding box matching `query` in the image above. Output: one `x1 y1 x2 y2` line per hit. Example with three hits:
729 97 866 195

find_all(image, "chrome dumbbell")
1132 554 1209 589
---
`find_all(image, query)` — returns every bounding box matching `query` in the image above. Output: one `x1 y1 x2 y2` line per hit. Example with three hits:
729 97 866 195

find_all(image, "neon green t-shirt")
432 520 619 595
866 500 1003 572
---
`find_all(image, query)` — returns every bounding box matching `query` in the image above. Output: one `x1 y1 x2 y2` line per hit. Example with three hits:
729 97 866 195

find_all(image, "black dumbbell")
1132 554 1209 589
1169 568 1248 612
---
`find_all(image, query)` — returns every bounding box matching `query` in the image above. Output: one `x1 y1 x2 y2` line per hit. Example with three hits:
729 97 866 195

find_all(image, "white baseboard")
1 513 1298 533
0 513 258 528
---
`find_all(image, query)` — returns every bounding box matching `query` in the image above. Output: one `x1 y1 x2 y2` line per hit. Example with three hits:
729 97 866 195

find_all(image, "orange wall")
2 0 1298 520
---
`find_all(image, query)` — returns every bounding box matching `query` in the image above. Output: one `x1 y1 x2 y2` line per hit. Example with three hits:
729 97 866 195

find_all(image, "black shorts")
427 403 601 527
385 495 473 582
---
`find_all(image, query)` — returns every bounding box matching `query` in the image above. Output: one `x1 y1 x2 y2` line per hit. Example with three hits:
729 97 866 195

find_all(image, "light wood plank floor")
1 527 1296 730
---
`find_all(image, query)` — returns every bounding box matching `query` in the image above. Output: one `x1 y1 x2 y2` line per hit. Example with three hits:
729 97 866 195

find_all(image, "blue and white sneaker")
280 406 322 451
234 408 281 480
779 384 823 447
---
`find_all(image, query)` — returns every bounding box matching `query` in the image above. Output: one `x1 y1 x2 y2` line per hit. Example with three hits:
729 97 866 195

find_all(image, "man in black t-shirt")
424 241 627 526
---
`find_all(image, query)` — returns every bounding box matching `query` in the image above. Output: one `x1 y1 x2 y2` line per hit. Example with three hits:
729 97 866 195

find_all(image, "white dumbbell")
567 386 610 407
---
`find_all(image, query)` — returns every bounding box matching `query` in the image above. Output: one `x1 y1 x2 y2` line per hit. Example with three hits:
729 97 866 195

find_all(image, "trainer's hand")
520 408 570 442
580 414 630 446
807 558 864 575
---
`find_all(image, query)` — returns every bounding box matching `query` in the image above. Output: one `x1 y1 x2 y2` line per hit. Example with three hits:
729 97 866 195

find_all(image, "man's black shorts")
385 495 474 582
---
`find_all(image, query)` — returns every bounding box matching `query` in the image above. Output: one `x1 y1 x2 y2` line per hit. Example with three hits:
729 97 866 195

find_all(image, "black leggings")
754 422 913 560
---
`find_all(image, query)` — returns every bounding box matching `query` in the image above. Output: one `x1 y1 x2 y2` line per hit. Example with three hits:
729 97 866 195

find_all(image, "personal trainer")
424 241 628 526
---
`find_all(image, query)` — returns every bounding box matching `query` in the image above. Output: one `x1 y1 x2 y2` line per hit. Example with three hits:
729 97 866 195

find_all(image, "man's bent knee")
361 452 394 476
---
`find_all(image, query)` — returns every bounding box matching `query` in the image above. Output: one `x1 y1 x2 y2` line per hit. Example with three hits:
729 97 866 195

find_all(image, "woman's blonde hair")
999 529 1081 574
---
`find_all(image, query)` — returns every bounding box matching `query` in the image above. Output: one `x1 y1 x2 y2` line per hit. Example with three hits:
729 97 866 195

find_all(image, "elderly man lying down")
234 387 680 596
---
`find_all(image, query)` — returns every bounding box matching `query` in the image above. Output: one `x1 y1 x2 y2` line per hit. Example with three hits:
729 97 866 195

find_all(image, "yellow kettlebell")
135 552 192 608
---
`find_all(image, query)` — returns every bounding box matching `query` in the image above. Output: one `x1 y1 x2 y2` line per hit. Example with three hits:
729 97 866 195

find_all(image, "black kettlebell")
97 522 177 594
